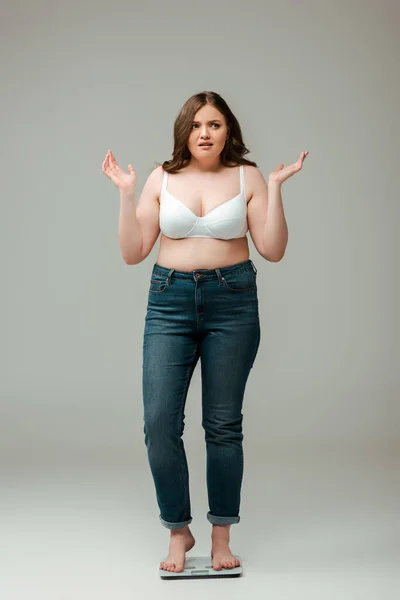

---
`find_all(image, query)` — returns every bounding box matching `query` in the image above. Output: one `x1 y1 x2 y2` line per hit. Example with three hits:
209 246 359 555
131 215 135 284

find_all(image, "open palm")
102 150 137 192
269 151 309 185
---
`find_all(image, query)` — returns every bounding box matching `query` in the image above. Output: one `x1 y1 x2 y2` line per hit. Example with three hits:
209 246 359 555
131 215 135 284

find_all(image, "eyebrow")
192 119 222 124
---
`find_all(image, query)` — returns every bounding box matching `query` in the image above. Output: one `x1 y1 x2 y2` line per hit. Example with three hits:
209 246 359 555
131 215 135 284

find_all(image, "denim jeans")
142 259 261 530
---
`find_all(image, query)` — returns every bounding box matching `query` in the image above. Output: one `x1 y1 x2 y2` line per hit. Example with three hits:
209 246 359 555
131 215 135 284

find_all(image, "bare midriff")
156 235 250 271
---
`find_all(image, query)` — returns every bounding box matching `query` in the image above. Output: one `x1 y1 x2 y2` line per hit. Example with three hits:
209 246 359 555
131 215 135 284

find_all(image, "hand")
102 150 137 192
268 151 309 186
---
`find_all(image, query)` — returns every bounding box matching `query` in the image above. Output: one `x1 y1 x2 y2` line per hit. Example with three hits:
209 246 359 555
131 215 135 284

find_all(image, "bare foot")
211 525 241 571
160 525 196 573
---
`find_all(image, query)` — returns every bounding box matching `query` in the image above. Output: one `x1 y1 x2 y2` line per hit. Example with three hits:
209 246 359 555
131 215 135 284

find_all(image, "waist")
152 258 257 281
157 235 250 271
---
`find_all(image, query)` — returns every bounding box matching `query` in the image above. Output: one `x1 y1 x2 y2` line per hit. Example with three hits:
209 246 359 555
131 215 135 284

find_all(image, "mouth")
199 143 213 147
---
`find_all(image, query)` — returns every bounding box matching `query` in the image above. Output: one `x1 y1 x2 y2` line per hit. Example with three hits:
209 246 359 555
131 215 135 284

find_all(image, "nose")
200 126 210 138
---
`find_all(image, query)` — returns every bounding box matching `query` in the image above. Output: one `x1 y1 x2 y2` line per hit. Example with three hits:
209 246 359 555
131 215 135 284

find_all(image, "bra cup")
159 203 198 239
159 172 248 240
205 217 248 240
200 196 247 239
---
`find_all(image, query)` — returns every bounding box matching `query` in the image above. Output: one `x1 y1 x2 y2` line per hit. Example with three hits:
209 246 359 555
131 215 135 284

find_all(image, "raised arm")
102 150 163 264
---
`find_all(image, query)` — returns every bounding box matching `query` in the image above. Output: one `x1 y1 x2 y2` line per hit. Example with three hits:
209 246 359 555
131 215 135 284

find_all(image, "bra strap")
240 165 246 200
161 169 168 195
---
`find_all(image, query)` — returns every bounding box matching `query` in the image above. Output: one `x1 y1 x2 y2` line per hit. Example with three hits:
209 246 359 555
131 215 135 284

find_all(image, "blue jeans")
142 259 261 530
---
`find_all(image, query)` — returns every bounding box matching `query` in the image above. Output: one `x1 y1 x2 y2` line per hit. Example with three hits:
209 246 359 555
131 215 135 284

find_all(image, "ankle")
171 525 190 536
211 524 231 538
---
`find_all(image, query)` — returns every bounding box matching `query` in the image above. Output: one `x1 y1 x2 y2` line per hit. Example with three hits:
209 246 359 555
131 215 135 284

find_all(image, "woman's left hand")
268 151 309 186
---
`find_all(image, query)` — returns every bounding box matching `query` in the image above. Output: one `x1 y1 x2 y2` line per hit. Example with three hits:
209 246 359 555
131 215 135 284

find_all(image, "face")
187 104 229 161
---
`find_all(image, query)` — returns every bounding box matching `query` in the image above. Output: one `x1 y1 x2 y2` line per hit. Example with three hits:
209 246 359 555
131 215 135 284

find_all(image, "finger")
110 150 118 167
105 152 111 170
102 163 112 178
102 156 110 174
102 152 110 172
103 153 114 176
108 153 117 172
298 151 308 165
109 152 121 173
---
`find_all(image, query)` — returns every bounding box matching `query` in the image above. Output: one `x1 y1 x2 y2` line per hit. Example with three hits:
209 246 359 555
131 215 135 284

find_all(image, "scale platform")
159 555 243 579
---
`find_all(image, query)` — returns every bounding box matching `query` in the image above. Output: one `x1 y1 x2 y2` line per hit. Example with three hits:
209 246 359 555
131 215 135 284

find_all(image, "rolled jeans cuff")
159 515 193 530
207 512 240 525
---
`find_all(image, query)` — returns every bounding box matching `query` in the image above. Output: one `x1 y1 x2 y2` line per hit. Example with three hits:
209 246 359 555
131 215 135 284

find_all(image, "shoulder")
148 164 165 181
242 165 266 197
139 165 165 203
147 164 165 187
242 164 261 179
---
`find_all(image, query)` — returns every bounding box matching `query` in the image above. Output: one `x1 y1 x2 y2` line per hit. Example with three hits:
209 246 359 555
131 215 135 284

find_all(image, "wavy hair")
159 91 257 173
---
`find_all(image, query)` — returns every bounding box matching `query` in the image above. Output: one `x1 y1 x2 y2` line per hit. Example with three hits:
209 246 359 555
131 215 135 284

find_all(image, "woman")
102 91 308 573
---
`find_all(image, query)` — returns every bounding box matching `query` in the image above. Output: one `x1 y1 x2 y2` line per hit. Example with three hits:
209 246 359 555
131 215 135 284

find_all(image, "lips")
199 143 213 146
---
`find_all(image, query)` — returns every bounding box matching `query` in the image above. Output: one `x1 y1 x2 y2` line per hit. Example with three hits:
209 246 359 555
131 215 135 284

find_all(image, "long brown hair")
158 91 258 173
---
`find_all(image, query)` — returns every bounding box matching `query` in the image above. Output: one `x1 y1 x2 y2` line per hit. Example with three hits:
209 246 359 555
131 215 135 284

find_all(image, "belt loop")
249 259 257 275
167 268 175 285
215 267 223 285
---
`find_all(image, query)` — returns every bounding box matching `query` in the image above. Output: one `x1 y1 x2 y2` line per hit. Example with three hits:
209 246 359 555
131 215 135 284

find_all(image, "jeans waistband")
152 259 257 283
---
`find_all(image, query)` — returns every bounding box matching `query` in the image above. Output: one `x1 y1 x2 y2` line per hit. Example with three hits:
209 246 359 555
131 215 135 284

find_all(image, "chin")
195 147 220 156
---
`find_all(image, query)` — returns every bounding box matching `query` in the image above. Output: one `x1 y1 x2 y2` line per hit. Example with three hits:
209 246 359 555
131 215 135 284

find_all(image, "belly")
156 235 250 270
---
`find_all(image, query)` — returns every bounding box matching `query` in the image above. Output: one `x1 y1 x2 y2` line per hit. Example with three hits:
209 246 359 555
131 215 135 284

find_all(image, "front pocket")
221 270 257 292
149 277 168 294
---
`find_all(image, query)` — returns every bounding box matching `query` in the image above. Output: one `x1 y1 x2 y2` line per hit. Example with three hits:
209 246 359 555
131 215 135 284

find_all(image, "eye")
191 123 221 129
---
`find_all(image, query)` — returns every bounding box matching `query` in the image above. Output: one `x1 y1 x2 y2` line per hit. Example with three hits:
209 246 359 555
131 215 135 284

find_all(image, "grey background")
1 0 399 598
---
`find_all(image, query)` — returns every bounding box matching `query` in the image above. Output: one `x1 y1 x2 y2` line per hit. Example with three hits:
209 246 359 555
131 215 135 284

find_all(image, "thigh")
142 279 200 426
200 266 261 411
200 317 260 422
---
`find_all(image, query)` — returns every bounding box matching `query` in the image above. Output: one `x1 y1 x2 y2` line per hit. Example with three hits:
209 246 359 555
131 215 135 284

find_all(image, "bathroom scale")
159 555 243 579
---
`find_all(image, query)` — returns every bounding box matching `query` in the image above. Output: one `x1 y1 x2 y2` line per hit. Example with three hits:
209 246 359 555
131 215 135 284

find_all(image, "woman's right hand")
102 150 137 192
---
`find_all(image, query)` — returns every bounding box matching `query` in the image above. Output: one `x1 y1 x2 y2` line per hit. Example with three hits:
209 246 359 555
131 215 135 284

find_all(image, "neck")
186 156 223 173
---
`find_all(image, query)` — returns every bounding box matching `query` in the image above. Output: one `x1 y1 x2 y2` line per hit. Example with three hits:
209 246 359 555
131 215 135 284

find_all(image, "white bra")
159 165 249 240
